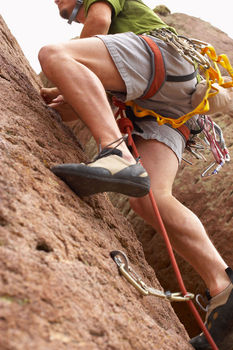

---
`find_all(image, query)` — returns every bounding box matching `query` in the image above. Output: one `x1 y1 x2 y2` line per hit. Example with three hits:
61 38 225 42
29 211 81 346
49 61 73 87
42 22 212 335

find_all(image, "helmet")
68 0 84 24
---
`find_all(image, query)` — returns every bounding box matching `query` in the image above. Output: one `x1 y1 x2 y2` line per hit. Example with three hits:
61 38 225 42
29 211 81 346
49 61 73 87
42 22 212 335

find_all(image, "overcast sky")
1 1 233 74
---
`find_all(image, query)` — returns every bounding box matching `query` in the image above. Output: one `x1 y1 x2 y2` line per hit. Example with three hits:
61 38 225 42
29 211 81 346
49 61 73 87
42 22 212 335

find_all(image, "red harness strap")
139 35 166 99
177 124 190 142
139 35 190 143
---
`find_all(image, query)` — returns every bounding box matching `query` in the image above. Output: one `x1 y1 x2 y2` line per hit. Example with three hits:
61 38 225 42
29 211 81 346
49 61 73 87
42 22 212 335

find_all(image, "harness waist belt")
177 124 190 142
125 105 190 143
139 35 166 99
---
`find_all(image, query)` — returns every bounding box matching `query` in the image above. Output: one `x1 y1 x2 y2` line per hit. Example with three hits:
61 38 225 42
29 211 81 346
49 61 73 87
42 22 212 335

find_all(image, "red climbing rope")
113 98 219 350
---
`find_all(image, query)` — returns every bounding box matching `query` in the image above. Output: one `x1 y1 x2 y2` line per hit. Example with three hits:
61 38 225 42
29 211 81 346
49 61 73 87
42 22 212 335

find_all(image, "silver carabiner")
110 250 149 295
110 250 129 270
201 161 224 177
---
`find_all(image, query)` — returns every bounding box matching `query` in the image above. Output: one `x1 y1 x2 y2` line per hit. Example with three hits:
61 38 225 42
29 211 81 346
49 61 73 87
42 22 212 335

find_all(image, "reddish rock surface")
2 8 233 347
0 15 193 350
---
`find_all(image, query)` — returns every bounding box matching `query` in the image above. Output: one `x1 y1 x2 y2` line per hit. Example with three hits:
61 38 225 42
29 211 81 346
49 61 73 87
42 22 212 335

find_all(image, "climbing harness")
115 97 191 144
111 100 219 350
126 29 233 128
68 0 83 24
110 250 194 302
114 30 232 178
114 97 230 178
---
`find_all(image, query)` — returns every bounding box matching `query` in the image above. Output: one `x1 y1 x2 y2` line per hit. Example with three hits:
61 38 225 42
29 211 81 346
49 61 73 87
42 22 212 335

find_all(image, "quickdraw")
110 250 194 302
185 115 230 177
199 116 230 177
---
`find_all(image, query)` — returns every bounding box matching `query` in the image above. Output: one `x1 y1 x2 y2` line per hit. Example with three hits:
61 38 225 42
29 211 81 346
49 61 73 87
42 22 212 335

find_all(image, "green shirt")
84 0 176 35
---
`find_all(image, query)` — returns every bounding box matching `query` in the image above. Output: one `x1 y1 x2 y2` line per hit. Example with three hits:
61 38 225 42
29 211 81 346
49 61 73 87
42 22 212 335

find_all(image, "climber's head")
54 0 84 24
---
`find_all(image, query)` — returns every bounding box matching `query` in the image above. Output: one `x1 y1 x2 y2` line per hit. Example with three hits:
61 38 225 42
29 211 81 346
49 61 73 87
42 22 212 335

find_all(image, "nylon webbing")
139 35 166 99
166 70 197 82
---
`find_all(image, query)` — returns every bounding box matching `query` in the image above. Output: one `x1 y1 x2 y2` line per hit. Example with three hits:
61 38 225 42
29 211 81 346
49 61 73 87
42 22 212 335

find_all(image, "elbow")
96 15 111 32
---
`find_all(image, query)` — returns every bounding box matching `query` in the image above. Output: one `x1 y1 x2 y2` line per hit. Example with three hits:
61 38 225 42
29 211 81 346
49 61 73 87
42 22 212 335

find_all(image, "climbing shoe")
51 148 150 197
190 267 233 350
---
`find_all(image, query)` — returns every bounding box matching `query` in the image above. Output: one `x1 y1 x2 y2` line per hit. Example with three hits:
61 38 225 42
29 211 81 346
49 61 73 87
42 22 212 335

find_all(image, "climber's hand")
40 87 61 105
47 94 66 109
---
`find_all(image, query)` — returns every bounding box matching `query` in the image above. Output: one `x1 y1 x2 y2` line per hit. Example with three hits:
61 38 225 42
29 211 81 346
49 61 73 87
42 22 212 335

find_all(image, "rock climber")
39 1 233 348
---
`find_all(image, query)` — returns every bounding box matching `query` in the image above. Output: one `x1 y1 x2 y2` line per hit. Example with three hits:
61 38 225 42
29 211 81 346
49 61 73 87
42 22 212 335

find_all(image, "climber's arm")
78 1 113 38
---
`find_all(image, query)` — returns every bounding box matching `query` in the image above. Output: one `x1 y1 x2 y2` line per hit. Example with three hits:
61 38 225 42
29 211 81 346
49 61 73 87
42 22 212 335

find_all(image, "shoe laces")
89 135 141 164
92 135 130 162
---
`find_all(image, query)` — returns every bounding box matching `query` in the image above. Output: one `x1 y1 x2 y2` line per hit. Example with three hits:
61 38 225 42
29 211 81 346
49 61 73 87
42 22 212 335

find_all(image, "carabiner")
165 291 195 302
201 161 224 177
110 250 149 295
110 250 129 270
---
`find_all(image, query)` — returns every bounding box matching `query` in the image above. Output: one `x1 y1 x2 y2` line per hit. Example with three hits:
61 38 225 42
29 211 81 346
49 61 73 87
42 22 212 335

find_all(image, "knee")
38 43 64 73
130 190 168 215
129 191 175 229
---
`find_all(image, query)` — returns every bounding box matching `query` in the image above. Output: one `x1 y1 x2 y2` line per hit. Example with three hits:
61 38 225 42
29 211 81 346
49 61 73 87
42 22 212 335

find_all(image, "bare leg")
129 136 229 296
38 37 134 162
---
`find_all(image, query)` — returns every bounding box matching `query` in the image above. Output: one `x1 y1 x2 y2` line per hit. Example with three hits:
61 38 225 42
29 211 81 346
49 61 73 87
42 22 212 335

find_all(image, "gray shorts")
97 32 198 162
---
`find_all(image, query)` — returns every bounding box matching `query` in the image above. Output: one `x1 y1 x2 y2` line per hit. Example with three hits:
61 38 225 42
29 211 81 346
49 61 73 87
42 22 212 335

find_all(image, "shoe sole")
52 164 150 197
190 333 233 350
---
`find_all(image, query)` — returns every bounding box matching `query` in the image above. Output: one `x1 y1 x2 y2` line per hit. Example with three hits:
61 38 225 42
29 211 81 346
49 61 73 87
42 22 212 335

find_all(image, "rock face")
0 15 193 350
37 11 233 339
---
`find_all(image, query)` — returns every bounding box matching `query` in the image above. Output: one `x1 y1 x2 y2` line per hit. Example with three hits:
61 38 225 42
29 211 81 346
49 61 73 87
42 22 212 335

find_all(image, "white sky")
1 1 233 74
